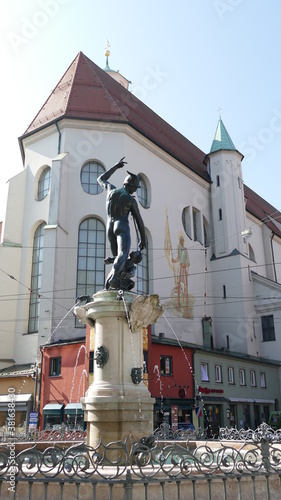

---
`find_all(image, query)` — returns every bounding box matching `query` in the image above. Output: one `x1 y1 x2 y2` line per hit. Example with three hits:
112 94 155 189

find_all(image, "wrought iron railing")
219 424 281 442
153 422 207 441
0 427 87 442
0 423 281 481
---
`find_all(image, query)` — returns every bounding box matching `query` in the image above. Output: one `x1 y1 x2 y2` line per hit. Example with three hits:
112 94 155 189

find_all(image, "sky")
1 0 281 222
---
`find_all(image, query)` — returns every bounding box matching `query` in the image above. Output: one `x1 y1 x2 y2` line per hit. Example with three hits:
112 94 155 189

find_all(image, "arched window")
203 215 210 247
38 167 51 200
137 175 148 208
182 206 192 240
249 243 255 262
28 223 45 333
136 237 149 295
76 218 106 322
80 161 105 195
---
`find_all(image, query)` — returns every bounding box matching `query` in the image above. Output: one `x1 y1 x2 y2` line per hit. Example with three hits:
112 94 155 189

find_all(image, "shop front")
154 398 193 431
64 403 85 430
198 395 227 437
43 403 64 430
0 393 33 432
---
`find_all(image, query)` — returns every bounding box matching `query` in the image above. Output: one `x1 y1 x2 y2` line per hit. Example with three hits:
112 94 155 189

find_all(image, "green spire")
210 118 236 153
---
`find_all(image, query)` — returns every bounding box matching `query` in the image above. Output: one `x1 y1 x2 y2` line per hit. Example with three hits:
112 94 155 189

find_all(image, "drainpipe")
55 121 61 155
270 232 277 282
37 346 44 429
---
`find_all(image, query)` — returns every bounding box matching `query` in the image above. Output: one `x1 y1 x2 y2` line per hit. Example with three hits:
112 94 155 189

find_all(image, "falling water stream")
163 312 210 433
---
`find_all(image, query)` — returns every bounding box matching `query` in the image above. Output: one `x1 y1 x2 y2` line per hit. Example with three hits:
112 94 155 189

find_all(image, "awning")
43 403 64 413
199 396 227 403
154 399 192 411
228 398 254 403
0 393 33 411
65 403 83 414
254 399 275 404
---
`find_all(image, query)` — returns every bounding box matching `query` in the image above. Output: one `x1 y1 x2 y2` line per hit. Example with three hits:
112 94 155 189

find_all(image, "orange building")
39 337 88 431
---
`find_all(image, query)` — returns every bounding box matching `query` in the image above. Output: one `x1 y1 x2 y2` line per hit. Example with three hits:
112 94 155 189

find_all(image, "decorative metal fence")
1 423 281 499
0 427 87 443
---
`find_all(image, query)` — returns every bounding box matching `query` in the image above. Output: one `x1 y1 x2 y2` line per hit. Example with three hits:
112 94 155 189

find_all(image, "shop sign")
29 412 38 430
199 386 224 394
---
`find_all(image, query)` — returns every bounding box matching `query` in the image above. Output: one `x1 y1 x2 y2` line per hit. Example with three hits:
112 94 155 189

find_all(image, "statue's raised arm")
98 158 146 291
97 157 127 191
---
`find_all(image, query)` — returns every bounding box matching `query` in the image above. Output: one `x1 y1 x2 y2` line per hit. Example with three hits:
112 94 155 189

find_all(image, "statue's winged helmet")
124 171 140 189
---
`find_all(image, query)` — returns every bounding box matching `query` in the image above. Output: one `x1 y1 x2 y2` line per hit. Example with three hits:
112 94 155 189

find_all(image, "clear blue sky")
1 0 281 221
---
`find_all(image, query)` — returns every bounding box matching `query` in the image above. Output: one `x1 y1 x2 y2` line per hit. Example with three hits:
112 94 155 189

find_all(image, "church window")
137 175 149 208
76 218 105 326
38 167 51 200
28 223 45 333
80 161 105 195
261 315 275 342
136 236 149 295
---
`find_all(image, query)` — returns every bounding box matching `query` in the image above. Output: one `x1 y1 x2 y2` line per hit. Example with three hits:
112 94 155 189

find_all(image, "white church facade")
1 51 281 428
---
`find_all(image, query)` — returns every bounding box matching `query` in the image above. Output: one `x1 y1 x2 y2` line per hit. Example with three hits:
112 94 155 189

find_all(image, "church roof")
21 51 209 181
209 117 236 153
244 184 281 239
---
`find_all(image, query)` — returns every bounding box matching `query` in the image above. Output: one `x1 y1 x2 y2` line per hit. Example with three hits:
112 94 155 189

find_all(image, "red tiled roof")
21 52 281 236
244 184 281 238
22 51 209 180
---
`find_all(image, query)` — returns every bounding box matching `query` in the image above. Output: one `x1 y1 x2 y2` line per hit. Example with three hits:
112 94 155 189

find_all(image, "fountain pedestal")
76 290 163 446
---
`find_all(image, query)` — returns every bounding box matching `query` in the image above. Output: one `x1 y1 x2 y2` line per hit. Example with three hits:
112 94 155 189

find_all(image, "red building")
39 337 88 431
148 333 195 430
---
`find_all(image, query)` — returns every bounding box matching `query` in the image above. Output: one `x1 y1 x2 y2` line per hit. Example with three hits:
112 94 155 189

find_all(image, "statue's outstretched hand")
115 157 127 169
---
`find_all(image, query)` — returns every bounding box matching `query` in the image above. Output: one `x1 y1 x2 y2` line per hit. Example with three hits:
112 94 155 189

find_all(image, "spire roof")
210 118 236 153
21 51 209 181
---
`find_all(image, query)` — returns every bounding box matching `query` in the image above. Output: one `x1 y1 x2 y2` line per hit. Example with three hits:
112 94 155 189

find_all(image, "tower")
208 117 247 258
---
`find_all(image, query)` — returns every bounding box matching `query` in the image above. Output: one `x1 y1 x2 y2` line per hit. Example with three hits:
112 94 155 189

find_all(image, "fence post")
124 469 133 500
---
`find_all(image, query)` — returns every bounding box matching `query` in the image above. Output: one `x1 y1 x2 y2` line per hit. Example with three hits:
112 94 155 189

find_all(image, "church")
0 49 281 433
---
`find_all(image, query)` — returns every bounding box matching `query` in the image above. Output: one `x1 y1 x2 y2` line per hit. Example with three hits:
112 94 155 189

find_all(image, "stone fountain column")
75 290 164 447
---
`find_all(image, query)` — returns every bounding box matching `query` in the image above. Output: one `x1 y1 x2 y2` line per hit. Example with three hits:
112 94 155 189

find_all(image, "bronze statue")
97 158 146 290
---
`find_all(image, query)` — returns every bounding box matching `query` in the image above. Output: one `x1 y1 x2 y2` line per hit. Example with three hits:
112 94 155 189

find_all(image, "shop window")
239 369 246 386
80 161 105 195
50 357 61 377
215 365 222 383
250 370 256 387
201 362 209 382
260 372 266 388
43 404 64 430
261 315 275 342
65 404 84 430
228 367 235 384
65 413 84 430
160 356 172 375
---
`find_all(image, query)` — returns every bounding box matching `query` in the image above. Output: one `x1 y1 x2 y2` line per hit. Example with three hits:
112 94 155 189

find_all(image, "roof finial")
217 107 222 119
105 39 110 69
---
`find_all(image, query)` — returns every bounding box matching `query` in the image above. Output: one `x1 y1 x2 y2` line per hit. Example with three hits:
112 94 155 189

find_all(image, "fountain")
74 159 164 446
